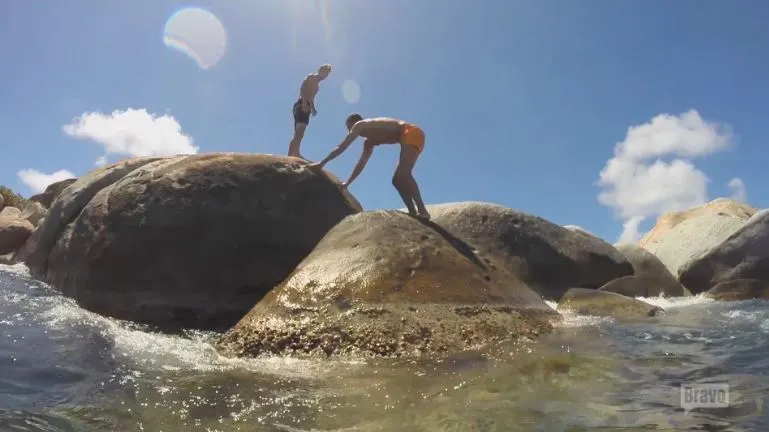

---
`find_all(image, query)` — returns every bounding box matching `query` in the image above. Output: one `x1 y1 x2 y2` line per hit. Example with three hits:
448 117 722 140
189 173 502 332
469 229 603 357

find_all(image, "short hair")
319 63 332 73
346 113 363 127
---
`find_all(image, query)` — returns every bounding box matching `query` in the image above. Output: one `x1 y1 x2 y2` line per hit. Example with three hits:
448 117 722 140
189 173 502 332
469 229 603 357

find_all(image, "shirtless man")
310 113 431 219
287 64 332 160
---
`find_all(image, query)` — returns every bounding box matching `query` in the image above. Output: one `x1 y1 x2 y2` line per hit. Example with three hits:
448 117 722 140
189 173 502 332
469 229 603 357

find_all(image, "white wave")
1 271 363 380
546 300 616 328
545 291 715 329
635 293 714 309
0 263 31 279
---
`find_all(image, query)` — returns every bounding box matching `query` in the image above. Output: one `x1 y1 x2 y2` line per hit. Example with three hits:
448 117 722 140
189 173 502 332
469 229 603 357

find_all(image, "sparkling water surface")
2 264 768 431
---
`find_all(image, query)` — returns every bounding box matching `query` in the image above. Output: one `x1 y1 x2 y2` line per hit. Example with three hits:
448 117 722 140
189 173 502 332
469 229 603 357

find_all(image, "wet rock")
679 210 769 294
427 202 634 301
216 210 560 359
28 178 77 208
639 198 755 248
704 279 769 301
614 244 689 297
557 288 662 319
643 213 747 278
34 153 361 331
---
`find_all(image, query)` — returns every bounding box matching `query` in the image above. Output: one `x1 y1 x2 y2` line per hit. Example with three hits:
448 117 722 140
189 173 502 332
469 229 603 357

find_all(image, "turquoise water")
2 263 768 431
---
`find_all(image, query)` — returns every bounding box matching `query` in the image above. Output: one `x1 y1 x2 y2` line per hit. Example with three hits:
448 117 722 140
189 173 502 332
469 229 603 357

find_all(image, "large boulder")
557 288 663 319
613 244 689 297
704 279 769 302
679 210 769 294
18 156 166 277
22 153 362 331
20 201 47 227
426 202 634 300
0 214 34 255
643 213 747 278
0 206 21 220
28 178 77 208
216 210 560 359
639 198 755 248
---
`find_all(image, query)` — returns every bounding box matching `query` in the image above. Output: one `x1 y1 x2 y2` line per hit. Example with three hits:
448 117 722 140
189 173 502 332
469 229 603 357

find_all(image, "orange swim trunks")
400 123 425 154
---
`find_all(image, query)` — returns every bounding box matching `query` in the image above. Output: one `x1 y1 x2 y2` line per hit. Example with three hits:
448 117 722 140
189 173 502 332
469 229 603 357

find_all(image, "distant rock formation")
639 198 755 248
28 178 76 208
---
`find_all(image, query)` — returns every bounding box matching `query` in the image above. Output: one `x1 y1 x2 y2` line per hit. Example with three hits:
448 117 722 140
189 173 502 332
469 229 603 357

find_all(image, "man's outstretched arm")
313 127 362 168
343 140 375 187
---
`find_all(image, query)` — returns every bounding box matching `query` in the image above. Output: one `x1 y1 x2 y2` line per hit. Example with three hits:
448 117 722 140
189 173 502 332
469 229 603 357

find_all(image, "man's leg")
394 144 428 218
406 174 430 219
288 100 310 159
288 123 307 159
392 174 417 216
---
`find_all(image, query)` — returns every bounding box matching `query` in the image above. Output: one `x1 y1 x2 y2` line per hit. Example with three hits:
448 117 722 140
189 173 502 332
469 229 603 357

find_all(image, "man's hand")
340 181 349 190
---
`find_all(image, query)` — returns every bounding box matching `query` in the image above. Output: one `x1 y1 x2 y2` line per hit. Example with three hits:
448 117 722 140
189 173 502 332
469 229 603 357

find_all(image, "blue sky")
1 0 768 242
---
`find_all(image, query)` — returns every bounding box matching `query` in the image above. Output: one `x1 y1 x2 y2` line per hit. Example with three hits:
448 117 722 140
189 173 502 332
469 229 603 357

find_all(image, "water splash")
163 7 227 70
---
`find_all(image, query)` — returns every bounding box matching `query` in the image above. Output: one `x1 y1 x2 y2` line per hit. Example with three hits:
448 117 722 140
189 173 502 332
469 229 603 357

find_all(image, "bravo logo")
680 383 729 414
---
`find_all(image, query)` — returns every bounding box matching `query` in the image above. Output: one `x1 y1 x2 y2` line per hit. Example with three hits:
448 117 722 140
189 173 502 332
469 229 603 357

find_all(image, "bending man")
288 64 332 160
310 113 431 219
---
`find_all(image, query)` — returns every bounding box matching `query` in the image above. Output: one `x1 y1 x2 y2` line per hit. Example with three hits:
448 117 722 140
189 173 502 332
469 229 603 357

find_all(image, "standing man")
310 113 431 220
288 64 332 160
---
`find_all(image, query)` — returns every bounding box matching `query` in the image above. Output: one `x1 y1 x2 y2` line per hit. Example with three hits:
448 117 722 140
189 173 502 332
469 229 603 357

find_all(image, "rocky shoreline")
1 152 767 359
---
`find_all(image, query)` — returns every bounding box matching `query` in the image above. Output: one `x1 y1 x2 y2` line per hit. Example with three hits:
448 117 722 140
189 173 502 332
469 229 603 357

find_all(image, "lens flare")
163 7 227 70
342 79 361 104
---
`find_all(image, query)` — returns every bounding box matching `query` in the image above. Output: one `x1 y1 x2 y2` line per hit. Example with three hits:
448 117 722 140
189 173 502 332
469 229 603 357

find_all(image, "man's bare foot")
416 210 431 220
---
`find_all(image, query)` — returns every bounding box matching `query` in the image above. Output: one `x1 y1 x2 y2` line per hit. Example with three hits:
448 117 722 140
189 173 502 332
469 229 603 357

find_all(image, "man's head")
345 113 363 130
318 64 332 80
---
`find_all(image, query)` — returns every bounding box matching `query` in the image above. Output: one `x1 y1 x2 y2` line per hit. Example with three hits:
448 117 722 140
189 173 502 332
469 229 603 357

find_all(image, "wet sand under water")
2 263 769 431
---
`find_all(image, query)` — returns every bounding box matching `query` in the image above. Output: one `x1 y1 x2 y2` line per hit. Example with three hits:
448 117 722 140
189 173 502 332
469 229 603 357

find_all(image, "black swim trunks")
292 98 310 126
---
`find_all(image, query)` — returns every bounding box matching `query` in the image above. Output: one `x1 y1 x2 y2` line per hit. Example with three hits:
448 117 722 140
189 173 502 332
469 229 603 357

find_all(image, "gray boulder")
679 210 769 294
427 202 634 301
614 244 689 297
643 213 747 278
704 279 769 302
557 288 663 319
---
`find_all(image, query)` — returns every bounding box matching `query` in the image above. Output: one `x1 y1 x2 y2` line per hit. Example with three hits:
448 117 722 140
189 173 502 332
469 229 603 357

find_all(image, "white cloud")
728 177 747 203
597 110 734 243
94 155 108 167
62 108 198 164
17 169 76 194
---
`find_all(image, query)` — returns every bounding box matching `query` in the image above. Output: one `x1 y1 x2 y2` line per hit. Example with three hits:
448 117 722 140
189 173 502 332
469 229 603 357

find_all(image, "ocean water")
2 263 769 432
